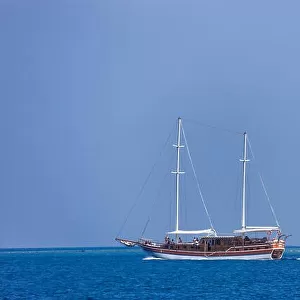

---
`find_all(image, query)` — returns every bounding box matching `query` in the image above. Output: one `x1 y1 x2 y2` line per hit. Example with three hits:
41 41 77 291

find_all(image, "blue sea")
1 247 300 299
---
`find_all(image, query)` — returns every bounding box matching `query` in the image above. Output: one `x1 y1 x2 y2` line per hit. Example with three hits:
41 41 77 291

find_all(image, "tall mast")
172 117 184 233
240 132 249 230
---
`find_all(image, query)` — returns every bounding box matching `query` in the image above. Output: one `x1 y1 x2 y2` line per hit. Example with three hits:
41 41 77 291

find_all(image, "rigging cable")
141 218 150 237
247 136 280 228
140 150 176 237
116 124 175 238
181 122 215 231
184 119 243 136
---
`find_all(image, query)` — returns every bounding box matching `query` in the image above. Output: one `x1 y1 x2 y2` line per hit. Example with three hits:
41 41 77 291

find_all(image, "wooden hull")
140 244 285 260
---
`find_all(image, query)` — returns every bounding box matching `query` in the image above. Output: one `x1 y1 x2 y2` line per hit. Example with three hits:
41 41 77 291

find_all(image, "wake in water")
143 256 163 261
281 257 300 261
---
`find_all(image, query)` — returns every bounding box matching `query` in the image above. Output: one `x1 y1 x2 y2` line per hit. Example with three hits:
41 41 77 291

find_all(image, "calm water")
1 247 300 299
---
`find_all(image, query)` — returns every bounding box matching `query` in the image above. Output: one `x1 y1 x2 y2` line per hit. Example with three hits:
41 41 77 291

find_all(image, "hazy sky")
0 1 300 247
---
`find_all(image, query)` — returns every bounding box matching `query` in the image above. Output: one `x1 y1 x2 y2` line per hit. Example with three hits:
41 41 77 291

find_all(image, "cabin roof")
201 236 236 239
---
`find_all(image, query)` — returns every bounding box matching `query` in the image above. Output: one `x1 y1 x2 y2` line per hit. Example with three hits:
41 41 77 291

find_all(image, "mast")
172 117 184 234
240 132 249 230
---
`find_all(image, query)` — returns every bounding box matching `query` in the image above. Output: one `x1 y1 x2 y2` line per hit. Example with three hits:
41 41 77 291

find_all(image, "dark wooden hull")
139 243 284 260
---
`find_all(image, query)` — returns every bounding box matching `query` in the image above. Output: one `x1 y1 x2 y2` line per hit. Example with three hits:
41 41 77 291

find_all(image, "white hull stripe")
149 251 272 260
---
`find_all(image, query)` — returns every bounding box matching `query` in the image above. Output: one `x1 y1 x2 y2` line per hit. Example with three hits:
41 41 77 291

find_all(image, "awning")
233 226 280 234
167 229 216 236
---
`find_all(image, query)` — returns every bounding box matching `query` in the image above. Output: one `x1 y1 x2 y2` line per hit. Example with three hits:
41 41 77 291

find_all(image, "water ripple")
0 247 299 299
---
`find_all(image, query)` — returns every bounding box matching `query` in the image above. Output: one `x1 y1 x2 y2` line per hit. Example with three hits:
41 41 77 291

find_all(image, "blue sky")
0 1 299 247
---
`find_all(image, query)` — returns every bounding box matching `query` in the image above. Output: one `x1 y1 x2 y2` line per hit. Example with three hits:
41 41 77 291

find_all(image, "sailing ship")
116 118 288 260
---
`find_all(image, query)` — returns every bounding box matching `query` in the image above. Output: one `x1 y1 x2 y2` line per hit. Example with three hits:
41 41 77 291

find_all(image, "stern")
271 239 285 260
